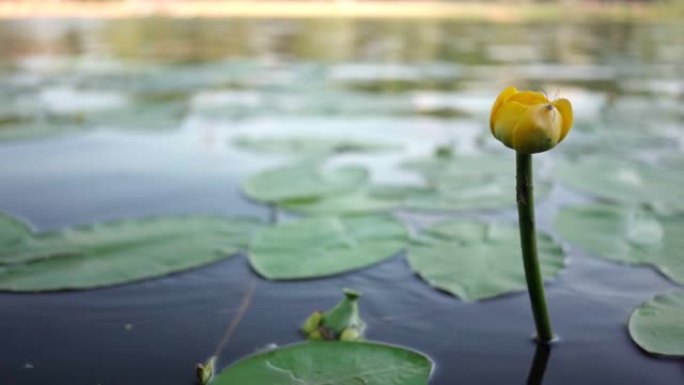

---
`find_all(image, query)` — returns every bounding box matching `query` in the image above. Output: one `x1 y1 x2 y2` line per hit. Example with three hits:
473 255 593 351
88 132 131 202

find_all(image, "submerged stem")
516 153 554 343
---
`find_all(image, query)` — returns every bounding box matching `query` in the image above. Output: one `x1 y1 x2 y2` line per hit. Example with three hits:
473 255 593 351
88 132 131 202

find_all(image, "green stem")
516 153 554 343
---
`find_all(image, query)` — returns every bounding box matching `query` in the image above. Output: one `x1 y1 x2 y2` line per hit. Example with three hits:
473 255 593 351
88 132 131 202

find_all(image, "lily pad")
280 189 398 216
249 215 407 280
555 156 684 213
242 163 368 204
0 214 33 250
401 154 511 182
555 204 684 285
408 220 565 301
628 291 684 356
396 154 548 211
0 215 263 291
87 99 188 131
0 115 88 142
374 177 550 213
232 135 402 155
213 342 433 385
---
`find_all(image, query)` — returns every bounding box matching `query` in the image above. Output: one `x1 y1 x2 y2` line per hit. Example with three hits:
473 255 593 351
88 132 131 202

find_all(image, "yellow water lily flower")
490 86 573 154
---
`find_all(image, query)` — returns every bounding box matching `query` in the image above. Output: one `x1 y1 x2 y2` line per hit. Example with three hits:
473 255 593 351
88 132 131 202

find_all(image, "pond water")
0 18 683 384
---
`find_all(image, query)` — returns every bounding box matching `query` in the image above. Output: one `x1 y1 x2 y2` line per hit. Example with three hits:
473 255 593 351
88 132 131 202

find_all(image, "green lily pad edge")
212 341 434 385
628 290 684 357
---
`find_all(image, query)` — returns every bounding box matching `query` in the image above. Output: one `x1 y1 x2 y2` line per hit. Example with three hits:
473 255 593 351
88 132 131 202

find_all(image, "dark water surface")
0 18 683 384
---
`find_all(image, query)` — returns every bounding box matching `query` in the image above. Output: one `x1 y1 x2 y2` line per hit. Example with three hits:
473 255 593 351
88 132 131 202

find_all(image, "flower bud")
195 356 216 385
301 311 323 335
490 86 573 154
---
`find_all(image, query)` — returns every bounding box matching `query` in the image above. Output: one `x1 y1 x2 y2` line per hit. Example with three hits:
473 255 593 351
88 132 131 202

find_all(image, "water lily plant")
490 86 573 342
301 289 366 341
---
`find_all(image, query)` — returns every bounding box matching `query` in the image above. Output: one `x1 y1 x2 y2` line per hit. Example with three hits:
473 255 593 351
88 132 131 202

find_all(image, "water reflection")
526 343 552 385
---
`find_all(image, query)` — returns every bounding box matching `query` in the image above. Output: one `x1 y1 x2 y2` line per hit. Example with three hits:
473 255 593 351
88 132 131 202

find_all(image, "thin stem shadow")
526 343 552 385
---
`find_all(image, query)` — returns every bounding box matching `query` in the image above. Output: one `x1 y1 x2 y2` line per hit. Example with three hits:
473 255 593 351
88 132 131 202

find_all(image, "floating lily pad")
0 214 33 250
396 154 548 211
374 177 549 212
213 341 433 385
555 204 684 285
401 154 511 182
242 163 368 204
249 215 407 280
555 156 684 213
280 189 398 216
0 215 263 291
0 115 88 142
87 99 188 131
408 220 564 301
628 291 684 356
232 135 402 155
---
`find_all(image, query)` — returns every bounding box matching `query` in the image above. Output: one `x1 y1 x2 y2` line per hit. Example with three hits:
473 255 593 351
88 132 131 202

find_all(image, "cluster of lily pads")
3 125 683 381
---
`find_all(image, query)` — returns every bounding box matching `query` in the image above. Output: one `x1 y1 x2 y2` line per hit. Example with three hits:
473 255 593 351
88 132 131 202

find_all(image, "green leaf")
0 214 33 250
628 291 684 356
249 215 407 280
408 220 565 301
401 154 511 182
555 156 684 213
0 116 87 142
232 135 402 155
0 215 263 291
280 189 398 216
242 163 368 204
555 204 684 285
86 100 188 131
372 178 550 213
213 342 433 385
396 154 547 211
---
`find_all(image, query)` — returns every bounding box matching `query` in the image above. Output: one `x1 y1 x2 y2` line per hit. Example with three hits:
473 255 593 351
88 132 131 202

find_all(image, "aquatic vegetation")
488 86 574 342
408 220 565 301
556 204 684 285
555 156 684 213
1 17 684 383
302 289 366 341
241 161 369 204
0 214 263 291
629 291 684 357
249 215 407 280
232 135 402 156
490 86 573 154
211 342 433 385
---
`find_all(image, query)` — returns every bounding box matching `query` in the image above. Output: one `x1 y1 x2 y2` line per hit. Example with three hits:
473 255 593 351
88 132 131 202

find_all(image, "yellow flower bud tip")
490 86 573 154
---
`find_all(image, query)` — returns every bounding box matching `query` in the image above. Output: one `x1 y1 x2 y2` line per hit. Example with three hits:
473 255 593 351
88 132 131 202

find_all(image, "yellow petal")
489 86 519 134
508 91 549 106
552 98 573 142
511 104 562 154
492 100 528 149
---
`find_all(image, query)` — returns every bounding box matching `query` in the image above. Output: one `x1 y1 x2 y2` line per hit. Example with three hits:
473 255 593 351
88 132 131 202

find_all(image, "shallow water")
0 18 683 384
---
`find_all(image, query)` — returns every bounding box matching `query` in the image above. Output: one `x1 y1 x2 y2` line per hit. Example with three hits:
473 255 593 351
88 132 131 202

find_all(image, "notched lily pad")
249 215 407 280
408 220 564 301
0 214 263 291
242 163 368 204
555 204 684 285
212 341 433 385
629 291 684 356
